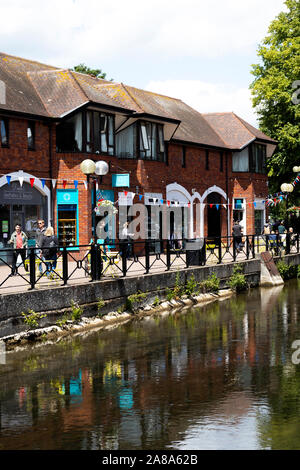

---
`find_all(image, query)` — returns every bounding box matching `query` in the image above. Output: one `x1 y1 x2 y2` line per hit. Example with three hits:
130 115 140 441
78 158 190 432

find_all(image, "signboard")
2 220 8 233
112 174 130 188
118 192 134 206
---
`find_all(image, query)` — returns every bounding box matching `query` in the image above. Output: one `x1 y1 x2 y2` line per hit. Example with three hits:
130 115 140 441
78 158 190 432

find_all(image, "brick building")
0 52 277 248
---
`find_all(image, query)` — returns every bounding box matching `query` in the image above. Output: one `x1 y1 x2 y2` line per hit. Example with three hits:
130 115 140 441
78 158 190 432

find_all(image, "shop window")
0 118 8 147
56 112 83 152
27 122 35 150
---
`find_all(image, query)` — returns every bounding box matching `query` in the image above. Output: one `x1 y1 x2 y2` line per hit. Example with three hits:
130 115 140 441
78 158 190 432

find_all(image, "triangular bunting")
6 175 11 185
52 179 57 189
30 177 35 188
41 179 46 188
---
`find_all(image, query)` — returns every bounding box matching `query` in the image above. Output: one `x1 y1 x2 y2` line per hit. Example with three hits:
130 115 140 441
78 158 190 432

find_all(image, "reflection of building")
0 52 277 248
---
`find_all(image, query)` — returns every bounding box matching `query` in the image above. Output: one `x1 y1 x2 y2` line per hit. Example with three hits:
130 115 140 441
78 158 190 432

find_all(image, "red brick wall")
1 116 268 243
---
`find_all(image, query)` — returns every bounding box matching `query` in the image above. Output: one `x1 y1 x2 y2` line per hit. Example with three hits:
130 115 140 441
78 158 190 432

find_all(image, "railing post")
29 248 36 290
121 241 127 277
218 236 222 264
285 232 290 255
200 238 206 266
233 240 236 261
96 244 102 280
297 233 300 253
90 244 96 281
252 235 255 258
145 240 150 274
166 239 171 270
62 246 68 285
266 234 269 252
246 235 250 260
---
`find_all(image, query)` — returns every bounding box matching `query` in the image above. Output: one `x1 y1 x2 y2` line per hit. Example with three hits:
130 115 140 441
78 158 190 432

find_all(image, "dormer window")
86 111 114 155
116 121 165 162
139 121 165 161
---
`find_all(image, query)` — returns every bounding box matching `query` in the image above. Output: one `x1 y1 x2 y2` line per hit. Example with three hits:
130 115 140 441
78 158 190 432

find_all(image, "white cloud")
145 79 259 126
0 0 286 66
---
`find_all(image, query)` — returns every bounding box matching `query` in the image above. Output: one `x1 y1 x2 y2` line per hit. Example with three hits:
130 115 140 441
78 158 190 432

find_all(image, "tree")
250 0 300 199
72 63 112 81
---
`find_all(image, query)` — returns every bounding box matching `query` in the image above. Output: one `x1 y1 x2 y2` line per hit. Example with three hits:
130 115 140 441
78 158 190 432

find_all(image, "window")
232 147 249 172
205 150 209 170
27 122 35 150
116 120 165 161
56 110 114 154
139 121 165 161
250 143 266 174
182 147 186 168
116 123 137 159
0 118 8 146
56 113 83 152
220 151 223 172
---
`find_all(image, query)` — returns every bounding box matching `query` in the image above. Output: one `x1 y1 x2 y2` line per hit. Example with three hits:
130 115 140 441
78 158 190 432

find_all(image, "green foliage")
21 310 46 329
117 304 126 314
185 274 198 297
153 296 160 307
72 63 112 81
228 264 248 292
276 260 298 280
56 314 70 328
126 291 147 312
70 300 83 322
250 0 300 197
97 298 105 315
199 273 220 293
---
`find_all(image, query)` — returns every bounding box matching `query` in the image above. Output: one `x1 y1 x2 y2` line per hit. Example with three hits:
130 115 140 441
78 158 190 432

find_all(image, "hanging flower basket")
96 199 118 214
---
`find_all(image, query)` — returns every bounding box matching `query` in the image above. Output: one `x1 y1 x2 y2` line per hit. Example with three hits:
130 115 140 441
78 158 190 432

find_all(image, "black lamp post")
80 159 109 238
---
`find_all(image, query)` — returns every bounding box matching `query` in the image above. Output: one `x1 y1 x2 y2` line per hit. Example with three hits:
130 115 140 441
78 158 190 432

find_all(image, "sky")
0 0 286 126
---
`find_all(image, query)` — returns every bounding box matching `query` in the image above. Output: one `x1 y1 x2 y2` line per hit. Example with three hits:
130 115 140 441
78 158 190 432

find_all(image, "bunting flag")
19 176 24 187
74 180 78 190
188 202 191 208
124 191 128 196
160 199 164 205
30 177 35 188
167 200 170 206
83 180 88 191
216 204 219 210
6 175 11 185
139 194 143 201
41 178 46 188
63 180 67 189
52 179 57 189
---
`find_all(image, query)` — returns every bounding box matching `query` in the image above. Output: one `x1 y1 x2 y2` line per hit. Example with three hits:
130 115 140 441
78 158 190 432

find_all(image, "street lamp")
80 159 109 237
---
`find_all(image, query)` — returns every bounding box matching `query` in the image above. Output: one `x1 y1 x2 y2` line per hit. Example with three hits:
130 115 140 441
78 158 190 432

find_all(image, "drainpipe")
48 123 53 227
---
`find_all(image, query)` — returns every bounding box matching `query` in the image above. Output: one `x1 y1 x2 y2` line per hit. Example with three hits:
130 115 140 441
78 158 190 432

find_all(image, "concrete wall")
0 254 299 323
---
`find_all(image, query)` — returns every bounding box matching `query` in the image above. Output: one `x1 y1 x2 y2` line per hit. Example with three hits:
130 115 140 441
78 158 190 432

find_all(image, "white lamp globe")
95 160 109 176
293 166 300 173
80 159 96 175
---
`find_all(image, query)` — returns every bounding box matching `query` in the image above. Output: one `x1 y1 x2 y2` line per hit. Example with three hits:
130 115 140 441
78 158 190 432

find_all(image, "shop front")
0 179 49 248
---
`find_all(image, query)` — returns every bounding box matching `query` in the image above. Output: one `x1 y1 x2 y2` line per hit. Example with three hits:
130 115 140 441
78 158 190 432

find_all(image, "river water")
0 280 300 450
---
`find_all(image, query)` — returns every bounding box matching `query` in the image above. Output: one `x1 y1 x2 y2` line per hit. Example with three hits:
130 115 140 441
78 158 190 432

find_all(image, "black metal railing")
0 232 299 291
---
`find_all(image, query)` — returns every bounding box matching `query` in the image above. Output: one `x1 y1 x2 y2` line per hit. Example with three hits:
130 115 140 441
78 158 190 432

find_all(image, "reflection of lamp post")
80 159 109 237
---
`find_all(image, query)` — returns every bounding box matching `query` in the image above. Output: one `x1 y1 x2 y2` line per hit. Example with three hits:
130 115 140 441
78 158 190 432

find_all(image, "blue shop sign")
57 189 78 205
112 174 130 188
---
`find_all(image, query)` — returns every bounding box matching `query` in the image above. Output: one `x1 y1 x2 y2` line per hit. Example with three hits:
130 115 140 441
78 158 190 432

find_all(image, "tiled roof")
202 112 276 149
0 52 276 151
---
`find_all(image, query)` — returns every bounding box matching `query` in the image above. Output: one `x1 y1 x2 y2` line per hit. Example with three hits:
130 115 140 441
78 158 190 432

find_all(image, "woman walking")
8 224 28 275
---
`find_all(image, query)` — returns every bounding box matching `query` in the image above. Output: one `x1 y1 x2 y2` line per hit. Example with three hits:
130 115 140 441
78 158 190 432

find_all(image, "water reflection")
0 280 300 450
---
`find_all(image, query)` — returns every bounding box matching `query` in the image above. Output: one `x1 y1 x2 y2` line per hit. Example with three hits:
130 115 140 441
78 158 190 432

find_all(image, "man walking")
36 219 46 275
232 220 243 253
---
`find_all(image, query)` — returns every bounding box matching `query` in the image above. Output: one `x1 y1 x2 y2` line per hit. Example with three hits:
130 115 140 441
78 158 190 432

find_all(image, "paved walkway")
0 244 296 296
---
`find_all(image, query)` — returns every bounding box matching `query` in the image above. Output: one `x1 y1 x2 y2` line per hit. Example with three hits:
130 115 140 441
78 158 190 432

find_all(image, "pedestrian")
232 220 243 253
121 221 134 259
36 219 46 275
40 226 58 276
7 224 28 275
278 220 286 234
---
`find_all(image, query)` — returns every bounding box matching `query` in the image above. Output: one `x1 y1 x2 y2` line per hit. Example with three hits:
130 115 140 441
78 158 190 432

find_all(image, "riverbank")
1 288 234 350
